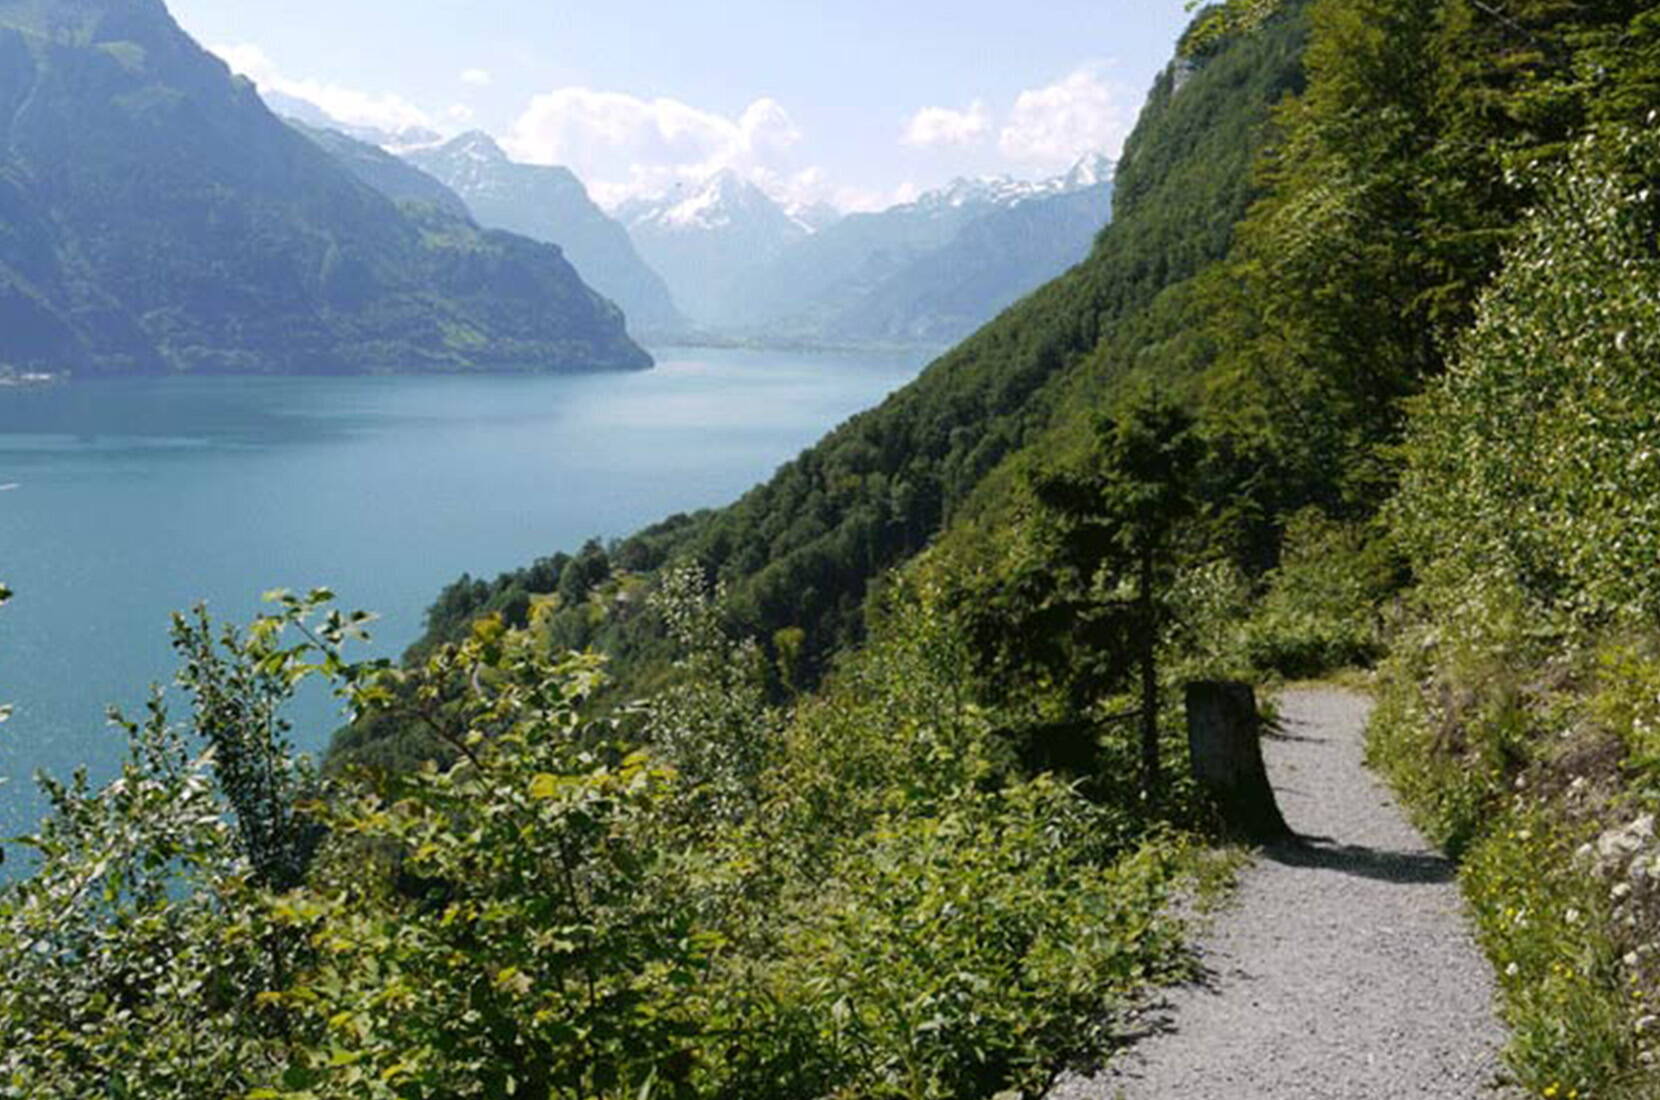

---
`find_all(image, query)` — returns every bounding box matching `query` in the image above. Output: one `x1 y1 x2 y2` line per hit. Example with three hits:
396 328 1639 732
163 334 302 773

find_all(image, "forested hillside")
0 0 649 375
352 10 1312 752
8 0 1660 1096
333 2 1660 1092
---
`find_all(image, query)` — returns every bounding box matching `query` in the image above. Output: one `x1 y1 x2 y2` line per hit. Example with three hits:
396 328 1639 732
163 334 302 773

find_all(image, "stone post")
1185 681 1293 842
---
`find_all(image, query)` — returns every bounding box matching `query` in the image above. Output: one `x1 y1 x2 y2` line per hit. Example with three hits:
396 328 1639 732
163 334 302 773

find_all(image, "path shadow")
1261 715 1327 744
1099 960 1226 1050
1262 837 1455 885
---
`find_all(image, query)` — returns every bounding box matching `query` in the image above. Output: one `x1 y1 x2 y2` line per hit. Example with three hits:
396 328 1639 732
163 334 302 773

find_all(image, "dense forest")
7 0 1660 1096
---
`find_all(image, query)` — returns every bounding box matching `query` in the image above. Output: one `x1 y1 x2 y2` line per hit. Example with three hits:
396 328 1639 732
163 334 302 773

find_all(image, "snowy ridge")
905 152 1117 217
623 170 803 235
621 151 1114 243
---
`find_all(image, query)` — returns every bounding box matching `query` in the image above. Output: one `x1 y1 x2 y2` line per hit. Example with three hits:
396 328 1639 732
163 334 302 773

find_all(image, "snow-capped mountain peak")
901 154 1116 220
787 199 844 234
1062 152 1115 191
627 170 797 234
402 131 526 197
445 130 509 165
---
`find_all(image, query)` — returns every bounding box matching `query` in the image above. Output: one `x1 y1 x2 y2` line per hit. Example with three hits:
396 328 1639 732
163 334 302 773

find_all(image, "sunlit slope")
0 0 649 374
377 9 1311 702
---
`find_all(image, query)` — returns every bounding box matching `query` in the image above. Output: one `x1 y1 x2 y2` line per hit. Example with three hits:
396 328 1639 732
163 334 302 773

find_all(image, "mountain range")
0 0 649 376
264 90 443 154
0 0 1117 374
617 170 814 328
820 162 1114 345
290 121 473 222
405 132 687 340
613 156 1114 347
249 84 1116 354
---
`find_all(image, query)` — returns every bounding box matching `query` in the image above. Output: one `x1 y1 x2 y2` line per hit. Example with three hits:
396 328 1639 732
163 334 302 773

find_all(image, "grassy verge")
1369 623 1660 1098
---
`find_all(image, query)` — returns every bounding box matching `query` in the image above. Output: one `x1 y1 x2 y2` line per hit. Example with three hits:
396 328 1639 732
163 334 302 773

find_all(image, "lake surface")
0 347 927 846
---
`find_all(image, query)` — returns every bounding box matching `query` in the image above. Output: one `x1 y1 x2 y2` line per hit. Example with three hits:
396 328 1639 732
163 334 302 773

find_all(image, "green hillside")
0 0 649 375
355 10 1312 734
332 1 1660 1091
9 0 1660 1096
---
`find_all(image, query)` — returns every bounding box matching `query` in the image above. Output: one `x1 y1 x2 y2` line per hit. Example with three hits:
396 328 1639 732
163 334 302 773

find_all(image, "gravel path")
1054 688 1517 1099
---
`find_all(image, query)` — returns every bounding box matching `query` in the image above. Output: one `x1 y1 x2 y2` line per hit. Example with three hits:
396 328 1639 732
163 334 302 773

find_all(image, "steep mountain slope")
823 174 1115 346
0 0 649 375
598 18 1305 669
261 90 441 151
720 156 1114 345
620 171 809 327
716 180 1002 333
408 133 687 339
341 9 1313 761
291 122 471 221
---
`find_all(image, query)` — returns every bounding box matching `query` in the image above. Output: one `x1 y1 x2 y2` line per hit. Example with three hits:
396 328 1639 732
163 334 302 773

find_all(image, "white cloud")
213 43 436 135
460 68 493 88
901 101 989 148
446 104 475 123
998 66 1132 170
833 180 925 213
504 87 820 208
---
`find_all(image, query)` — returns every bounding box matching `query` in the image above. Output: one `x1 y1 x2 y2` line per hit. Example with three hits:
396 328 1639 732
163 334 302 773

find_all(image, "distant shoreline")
0 342 944 386
646 332 951 359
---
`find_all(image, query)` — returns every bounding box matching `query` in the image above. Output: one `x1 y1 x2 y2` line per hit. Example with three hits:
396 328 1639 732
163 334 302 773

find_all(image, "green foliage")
171 592 373 890
1187 0 1660 565
1239 509 1395 677
0 712 281 1097
638 566 777 822
2 582 1207 1099
762 785 1192 1099
0 590 379 1098
557 539 613 611
1373 116 1660 1096
961 396 1203 792
1397 127 1660 629
1182 0 1291 56
285 633 709 1099
1465 806 1635 1098
683 575 1202 1099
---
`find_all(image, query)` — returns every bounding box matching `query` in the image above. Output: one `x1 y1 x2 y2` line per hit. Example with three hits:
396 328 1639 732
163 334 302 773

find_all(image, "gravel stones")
1051 689 1517 1100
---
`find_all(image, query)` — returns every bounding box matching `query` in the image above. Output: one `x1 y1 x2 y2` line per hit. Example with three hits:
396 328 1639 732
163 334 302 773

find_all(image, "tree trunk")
1184 681 1292 842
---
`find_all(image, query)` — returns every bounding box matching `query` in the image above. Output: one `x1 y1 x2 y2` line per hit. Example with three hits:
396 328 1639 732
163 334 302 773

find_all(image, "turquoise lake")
0 347 928 847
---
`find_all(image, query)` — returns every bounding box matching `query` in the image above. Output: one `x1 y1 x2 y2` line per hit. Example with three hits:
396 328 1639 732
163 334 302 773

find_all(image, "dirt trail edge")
1053 688 1517 1100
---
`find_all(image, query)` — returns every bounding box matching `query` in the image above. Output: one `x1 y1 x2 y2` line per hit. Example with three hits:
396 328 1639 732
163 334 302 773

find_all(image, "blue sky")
170 0 1195 211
